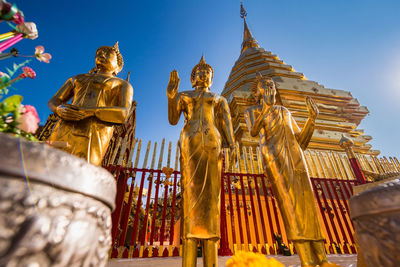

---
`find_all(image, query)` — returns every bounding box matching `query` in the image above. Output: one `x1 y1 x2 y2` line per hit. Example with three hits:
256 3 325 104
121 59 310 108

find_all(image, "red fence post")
312 178 340 246
238 173 253 247
149 170 162 256
340 136 366 184
252 175 268 253
265 176 283 237
327 180 354 245
111 167 125 250
234 180 245 247
348 158 367 184
118 169 137 253
310 178 335 253
260 174 277 252
246 174 261 252
139 170 156 257
322 179 350 252
339 180 357 253
168 172 179 247
159 167 173 257
225 173 237 248
335 180 355 233
128 169 147 256
218 155 233 256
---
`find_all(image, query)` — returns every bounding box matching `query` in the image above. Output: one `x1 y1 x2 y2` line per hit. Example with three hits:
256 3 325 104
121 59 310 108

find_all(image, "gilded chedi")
223 12 376 156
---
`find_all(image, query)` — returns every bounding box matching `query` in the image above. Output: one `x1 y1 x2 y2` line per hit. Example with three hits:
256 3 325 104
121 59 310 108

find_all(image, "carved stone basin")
350 178 400 267
0 134 116 267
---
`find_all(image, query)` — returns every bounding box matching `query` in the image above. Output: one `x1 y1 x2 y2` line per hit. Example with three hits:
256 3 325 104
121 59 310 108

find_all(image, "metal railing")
105 139 396 258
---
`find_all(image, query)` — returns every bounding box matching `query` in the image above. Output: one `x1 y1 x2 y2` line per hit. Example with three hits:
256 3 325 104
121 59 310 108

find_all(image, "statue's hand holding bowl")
167 70 180 98
306 96 319 120
56 105 92 121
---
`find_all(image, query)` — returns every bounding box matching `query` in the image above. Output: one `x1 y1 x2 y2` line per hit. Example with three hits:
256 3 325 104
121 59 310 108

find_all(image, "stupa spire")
240 2 259 53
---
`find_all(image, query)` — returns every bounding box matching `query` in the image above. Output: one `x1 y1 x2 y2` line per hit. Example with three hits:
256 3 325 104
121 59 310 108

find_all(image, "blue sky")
3 0 400 158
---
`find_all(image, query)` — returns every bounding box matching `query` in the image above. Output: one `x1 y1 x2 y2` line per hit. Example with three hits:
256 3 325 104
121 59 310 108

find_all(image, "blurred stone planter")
350 178 400 267
0 134 116 267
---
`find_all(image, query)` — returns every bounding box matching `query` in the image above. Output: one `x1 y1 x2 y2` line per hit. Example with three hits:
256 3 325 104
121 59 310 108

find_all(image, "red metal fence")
107 163 359 259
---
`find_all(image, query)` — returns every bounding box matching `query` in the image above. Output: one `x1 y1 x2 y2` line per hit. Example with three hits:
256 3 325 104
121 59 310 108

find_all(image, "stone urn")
0 134 116 267
350 178 400 267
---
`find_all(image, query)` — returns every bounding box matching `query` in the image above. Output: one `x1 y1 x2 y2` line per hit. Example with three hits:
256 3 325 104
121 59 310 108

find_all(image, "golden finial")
240 2 260 53
190 54 214 87
240 1 247 19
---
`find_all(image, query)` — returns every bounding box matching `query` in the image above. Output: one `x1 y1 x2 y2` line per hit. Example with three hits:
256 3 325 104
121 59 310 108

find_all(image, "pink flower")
17 105 40 133
8 67 36 85
34 45 52 63
21 67 36 79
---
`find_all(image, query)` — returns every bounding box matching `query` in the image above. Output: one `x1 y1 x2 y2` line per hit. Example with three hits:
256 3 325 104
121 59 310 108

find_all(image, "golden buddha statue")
167 56 235 267
244 73 342 267
47 42 133 166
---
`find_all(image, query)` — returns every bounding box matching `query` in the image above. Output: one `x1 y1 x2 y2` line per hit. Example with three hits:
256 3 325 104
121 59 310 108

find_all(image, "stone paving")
107 254 357 267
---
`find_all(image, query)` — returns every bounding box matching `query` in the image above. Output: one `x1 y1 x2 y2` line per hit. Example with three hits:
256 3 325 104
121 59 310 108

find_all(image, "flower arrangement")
0 58 44 140
226 251 284 267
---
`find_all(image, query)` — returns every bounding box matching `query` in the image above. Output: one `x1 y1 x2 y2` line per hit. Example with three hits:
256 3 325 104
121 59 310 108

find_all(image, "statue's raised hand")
306 96 319 120
167 70 180 98
261 85 275 115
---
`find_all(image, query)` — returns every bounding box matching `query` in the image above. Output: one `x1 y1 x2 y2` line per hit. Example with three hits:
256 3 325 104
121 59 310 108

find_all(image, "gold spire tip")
240 2 247 19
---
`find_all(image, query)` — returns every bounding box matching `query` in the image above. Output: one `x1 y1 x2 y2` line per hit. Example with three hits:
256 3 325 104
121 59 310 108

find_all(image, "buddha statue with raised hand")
167 55 235 267
244 72 342 267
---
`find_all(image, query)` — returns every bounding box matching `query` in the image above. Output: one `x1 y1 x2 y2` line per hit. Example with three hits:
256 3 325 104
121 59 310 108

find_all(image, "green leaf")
0 95 23 113
5 67 12 76
5 60 32 77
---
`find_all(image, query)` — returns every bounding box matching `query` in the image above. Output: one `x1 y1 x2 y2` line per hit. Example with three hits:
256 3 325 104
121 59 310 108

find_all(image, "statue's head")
252 72 276 105
191 55 213 88
94 42 123 75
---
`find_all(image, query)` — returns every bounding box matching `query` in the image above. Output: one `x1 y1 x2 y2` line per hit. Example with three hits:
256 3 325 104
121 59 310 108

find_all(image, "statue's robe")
49 74 132 165
175 90 233 240
248 105 324 241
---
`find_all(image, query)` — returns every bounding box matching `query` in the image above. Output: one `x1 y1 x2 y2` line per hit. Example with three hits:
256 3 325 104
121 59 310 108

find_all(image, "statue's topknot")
190 55 213 87
112 41 123 74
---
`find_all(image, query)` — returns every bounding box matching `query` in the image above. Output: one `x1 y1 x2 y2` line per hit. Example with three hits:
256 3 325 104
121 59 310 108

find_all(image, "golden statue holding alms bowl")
47 42 133 165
